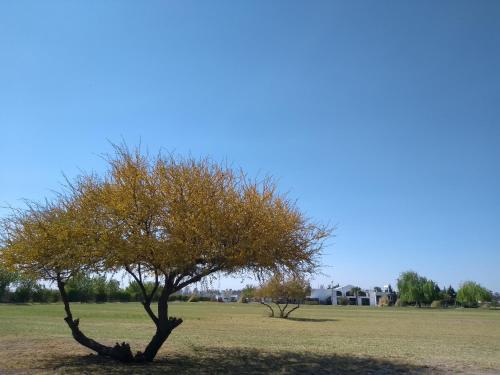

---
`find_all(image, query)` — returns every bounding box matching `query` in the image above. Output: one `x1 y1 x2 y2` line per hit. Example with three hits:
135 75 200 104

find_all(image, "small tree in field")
256 274 309 318
0 145 330 363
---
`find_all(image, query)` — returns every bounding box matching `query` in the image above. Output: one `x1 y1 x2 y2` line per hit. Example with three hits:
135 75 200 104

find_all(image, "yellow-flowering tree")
256 274 310 318
0 145 330 363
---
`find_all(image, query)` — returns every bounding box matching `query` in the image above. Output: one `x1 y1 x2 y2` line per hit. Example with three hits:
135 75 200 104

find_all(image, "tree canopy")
397 271 440 306
0 145 330 362
456 281 492 307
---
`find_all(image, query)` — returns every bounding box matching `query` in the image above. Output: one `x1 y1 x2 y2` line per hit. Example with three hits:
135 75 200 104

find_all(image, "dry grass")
0 302 499 374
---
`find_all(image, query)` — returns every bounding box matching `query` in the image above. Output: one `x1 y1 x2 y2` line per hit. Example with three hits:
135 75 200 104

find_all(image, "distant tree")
0 266 17 301
106 279 122 301
439 285 456 307
93 275 108 303
446 286 457 305
11 278 37 303
125 281 162 302
239 284 256 302
373 286 382 293
256 274 310 318
457 281 492 307
397 271 426 307
66 273 96 303
32 284 54 303
491 292 500 308
422 280 440 305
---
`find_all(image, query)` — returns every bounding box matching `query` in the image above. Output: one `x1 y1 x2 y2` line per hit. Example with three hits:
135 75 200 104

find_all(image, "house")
308 284 396 306
369 285 397 306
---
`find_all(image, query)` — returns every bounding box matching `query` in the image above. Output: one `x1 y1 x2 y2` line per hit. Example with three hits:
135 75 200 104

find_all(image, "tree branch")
56 273 134 362
284 303 301 318
260 301 275 317
125 266 159 325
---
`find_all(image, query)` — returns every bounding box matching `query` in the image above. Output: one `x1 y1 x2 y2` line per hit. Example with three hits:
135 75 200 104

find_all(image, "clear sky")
1 1 499 291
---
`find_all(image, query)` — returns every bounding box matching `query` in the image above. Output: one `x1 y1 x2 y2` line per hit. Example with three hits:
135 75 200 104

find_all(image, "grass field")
0 302 499 374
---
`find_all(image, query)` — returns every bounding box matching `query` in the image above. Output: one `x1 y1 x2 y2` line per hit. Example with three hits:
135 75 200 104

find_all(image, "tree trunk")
260 301 275 317
138 317 183 362
56 277 135 362
136 288 182 362
284 303 300 318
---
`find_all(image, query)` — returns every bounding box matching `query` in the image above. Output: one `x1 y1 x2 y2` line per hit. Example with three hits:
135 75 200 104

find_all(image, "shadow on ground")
286 317 337 322
44 347 440 374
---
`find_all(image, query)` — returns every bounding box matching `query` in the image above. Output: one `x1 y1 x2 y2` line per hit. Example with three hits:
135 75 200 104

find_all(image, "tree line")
397 271 493 308
0 269 195 303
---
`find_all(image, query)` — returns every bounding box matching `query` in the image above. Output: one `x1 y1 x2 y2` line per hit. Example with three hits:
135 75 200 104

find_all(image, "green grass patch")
0 302 499 374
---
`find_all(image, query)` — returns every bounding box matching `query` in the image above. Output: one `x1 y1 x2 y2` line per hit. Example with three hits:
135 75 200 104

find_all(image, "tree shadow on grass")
286 317 337 322
46 347 441 375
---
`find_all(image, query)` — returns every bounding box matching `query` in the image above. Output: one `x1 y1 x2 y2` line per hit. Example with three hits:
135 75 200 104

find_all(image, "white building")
309 284 395 306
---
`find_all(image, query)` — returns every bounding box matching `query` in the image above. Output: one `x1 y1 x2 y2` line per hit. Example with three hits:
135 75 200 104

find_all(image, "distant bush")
304 298 319 305
32 286 52 303
430 300 443 309
11 280 36 303
188 294 199 302
111 290 132 302
378 295 390 307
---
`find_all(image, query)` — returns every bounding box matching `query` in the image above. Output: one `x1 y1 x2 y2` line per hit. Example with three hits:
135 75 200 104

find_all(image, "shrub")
304 298 319 305
378 295 390 307
48 289 60 302
188 294 199 302
430 300 443 309
11 280 36 303
111 290 132 302
32 286 52 303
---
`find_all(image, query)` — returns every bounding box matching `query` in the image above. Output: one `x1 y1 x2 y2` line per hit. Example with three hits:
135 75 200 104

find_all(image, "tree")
239 284 256 303
0 145 330 363
397 271 426 307
66 273 96 303
11 278 37 303
421 279 440 305
439 285 456 307
0 265 17 301
456 281 492 307
106 279 122 301
256 274 310 318
373 286 382 293
446 285 457 305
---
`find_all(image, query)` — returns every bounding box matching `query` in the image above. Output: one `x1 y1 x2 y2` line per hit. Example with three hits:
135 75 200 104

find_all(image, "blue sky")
1 1 499 291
